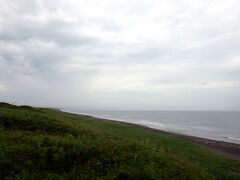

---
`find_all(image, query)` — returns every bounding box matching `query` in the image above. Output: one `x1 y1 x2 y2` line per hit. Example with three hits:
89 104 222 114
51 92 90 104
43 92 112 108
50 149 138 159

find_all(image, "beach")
69 112 240 161
2 104 240 179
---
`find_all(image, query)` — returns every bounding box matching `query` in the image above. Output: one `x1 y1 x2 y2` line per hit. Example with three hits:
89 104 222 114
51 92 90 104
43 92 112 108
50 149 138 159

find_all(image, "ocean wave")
60 109 95 117
60 109 81 115
226 137 240 141
141 121 166 127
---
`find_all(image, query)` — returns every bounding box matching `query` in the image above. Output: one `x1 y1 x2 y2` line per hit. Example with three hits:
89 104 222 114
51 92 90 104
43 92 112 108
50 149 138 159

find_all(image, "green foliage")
0 104 239 179
0 108 73 135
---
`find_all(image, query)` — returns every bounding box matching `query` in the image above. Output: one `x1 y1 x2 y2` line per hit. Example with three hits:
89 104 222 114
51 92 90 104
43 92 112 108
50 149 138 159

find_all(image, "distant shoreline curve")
60 109 240 161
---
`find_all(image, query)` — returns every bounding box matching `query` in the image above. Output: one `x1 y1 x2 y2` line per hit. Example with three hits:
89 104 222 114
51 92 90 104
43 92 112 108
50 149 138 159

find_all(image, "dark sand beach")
68 112 240 161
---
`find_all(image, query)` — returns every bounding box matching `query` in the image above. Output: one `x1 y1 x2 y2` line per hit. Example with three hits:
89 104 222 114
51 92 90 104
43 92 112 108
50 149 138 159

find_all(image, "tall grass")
0 105 239 179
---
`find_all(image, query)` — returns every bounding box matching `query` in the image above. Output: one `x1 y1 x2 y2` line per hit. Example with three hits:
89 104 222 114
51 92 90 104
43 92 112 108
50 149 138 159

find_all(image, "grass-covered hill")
0 103 240 179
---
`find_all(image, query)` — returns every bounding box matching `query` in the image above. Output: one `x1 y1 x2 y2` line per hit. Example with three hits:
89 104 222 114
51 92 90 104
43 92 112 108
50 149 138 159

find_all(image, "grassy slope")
0 105 239 179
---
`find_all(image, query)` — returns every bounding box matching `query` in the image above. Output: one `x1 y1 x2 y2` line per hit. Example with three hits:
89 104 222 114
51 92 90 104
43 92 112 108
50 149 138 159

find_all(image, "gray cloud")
0 0 240 110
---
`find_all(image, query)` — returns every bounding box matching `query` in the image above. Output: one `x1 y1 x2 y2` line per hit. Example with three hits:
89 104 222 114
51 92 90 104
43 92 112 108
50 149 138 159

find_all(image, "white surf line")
226 137 240 141
62 109 170 129
60 109 96 117
60 109 127 122
60 109 82 115
141 121 166 127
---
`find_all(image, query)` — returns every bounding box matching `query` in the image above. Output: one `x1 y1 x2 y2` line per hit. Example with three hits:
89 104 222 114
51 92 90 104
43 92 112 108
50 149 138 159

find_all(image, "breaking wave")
226 137 240 141
141 121 166 127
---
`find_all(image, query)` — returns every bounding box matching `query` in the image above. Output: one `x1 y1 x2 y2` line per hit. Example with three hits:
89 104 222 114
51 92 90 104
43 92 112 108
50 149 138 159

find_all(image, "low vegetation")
0 103 239 179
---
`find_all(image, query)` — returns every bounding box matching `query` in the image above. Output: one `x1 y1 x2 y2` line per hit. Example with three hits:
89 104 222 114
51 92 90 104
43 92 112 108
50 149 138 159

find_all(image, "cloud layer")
0 0 240 110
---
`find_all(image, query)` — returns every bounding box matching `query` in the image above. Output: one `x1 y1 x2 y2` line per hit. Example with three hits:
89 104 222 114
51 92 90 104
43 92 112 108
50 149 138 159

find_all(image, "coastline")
61 110 240 161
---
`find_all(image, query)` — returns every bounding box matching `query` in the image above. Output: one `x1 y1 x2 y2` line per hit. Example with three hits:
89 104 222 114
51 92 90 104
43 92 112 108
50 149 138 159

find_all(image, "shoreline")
61 110 240 161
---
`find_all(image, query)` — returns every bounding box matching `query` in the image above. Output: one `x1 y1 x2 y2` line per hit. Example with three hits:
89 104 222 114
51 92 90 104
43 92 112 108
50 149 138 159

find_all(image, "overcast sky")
0 0 240 110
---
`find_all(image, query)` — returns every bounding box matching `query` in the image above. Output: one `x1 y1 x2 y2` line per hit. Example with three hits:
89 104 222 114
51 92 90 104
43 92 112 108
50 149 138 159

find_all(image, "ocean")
64 109 240 144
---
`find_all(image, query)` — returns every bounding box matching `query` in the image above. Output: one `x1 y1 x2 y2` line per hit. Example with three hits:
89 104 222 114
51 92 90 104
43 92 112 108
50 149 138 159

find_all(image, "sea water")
64 110 240 144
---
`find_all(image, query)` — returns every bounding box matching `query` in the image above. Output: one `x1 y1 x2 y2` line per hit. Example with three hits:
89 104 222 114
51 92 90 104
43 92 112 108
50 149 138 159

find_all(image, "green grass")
0 104 240 179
